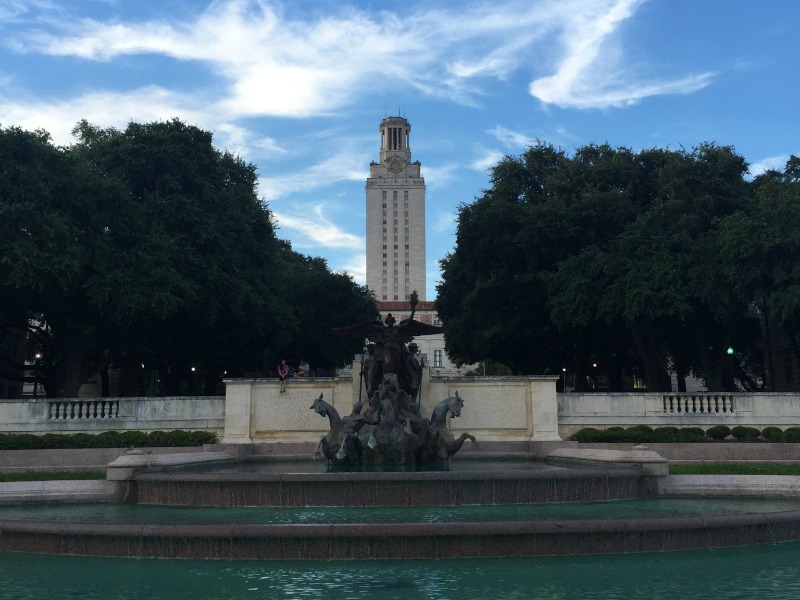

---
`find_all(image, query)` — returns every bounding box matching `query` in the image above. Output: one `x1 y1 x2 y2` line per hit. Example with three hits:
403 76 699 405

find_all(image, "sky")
2 0 799 300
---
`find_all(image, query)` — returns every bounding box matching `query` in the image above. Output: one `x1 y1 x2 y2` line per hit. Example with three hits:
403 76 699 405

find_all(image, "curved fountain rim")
2 508 800 559
131 465 644 482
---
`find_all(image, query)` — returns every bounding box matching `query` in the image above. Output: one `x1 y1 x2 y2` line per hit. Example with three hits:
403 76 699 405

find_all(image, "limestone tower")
365 116 426 301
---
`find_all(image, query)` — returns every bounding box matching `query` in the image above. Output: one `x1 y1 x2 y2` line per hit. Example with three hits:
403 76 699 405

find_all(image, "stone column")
221 380 253 444
530 377 562 441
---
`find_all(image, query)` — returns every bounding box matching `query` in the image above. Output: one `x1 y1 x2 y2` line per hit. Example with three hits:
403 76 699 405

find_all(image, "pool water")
3 497 800 525
2 541 800 599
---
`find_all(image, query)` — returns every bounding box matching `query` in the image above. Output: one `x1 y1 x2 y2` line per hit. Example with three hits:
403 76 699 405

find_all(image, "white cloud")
340 253 366 286
528 0 713 108
421 163 459 188
488 125 532 149
4 0 699 120
471 148 505 172
273 204 363 250
749 154 790 176
431 210 457 235
0 86 203 143
260 150 368 201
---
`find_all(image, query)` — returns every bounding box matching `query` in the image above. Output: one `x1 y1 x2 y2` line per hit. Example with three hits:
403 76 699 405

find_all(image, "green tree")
718 156 800 388
2 119 376 396
438 142 759 392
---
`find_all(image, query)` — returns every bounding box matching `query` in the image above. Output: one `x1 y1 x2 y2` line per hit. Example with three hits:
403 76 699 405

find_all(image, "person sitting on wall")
295 360 309 378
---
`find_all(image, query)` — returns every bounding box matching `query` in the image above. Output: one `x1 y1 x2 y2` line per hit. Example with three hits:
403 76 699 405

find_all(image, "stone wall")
221 374 561 444
6 384 800 443
558 392 800 436
0 396 224 435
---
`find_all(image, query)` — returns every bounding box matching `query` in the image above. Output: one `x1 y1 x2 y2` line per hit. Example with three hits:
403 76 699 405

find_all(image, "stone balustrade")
47 399 120 420
4 379 800 442
0 395 224 435
662 394 735 414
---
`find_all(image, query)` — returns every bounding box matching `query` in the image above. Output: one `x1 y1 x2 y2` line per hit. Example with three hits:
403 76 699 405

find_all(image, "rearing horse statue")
310 393 364 464
429 391 477 458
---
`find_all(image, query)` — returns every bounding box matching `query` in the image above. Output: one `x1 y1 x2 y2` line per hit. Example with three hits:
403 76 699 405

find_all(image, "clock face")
388 159 403 173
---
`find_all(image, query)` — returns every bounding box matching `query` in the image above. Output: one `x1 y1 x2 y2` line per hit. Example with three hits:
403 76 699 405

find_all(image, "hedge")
0 430 218 451
569 426 796 443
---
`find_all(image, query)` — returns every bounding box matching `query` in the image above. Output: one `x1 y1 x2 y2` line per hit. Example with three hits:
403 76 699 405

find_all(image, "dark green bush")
95 431 122 448
569 428 604 442
678 427 707 443
652 427 681 443
71 433 100 448
146 431 171 447
625 426 656 442
188 430 218 445
784 428 800 443
0 430 216 450
11 434 46 450
761 427 785 443
731 426 762 442
119 430 149 447
40 433 76 449
628 425 654 433
706 425 731 440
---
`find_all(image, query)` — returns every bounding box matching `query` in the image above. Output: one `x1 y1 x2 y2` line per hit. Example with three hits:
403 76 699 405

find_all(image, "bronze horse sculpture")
428 392 477 458
310 393 364 464
311 385 476 466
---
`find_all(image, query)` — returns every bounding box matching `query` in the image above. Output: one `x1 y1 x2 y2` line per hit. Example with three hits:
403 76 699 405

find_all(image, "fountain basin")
2 508 800 559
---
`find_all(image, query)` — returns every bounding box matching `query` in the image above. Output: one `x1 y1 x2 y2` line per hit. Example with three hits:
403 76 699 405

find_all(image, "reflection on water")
3 542 800 599
3 497 800 525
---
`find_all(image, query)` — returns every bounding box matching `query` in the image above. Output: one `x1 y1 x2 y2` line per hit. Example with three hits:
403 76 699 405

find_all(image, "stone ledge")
547 447 669 476
664 475 800 497
0 480 118 504
106 451 235 480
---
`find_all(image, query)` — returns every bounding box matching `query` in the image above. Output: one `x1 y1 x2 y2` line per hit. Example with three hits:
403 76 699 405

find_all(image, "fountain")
4 297 800 564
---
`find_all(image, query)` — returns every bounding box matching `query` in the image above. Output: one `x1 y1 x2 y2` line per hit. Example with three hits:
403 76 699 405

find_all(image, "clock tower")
365 116 426 301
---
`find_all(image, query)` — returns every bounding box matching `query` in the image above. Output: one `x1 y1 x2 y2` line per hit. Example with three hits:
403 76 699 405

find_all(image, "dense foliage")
0 429 217 450
437 142 800 391
0 120 377 397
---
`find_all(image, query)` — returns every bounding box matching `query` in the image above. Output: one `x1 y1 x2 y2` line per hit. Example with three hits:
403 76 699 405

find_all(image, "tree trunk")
628 318 671 392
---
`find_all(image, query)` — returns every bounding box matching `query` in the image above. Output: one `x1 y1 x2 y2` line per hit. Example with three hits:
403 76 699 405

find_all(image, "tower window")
434 350 442 368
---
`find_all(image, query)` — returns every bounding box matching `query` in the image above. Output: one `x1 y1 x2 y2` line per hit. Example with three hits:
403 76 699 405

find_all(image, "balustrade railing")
662 394 735 414
47 400 119 420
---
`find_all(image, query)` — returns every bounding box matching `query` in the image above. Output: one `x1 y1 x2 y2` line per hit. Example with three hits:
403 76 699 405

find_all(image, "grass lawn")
670 463 800 475
0 471 106 482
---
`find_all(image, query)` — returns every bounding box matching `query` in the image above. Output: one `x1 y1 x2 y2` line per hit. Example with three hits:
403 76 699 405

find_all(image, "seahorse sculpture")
310 393 363 464
429 391 477 458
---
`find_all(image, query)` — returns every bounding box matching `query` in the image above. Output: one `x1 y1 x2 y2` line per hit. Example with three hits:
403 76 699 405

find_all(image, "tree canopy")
0 119 375 397
437 142 797 392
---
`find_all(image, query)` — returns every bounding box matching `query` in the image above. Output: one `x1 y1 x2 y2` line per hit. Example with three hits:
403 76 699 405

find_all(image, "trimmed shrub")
678 427 707 443
569 428 604 442
783 428 800 443
652 427 681 443
119 431 149 448
0 430 216 450
145 431 171 447
761 427 785 443
625 426 656 443
10 434 45 450
706 425 731 441
731 426 762 442
189 430 218 445
628 425 654 433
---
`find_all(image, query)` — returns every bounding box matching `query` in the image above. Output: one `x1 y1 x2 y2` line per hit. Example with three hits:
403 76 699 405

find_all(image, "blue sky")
2 0 798 300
